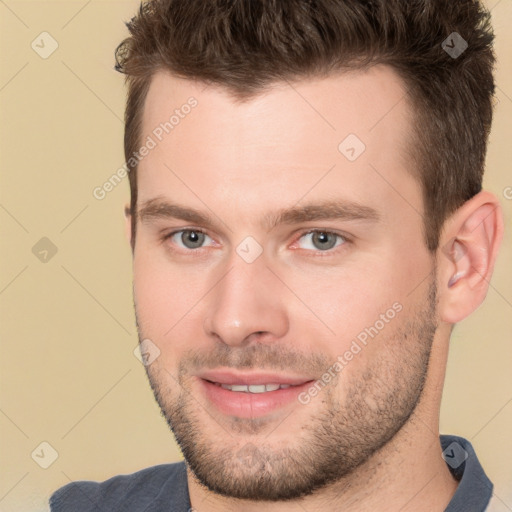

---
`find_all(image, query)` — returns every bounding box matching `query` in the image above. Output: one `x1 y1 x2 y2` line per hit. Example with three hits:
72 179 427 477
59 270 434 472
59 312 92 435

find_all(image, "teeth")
219 383 293 393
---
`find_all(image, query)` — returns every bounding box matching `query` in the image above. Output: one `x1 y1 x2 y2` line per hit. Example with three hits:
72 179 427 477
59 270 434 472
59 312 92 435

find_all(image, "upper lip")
198 369 315 386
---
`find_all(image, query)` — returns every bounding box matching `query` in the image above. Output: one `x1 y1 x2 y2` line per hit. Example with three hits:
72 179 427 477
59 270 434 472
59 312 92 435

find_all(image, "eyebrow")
137 196 380 232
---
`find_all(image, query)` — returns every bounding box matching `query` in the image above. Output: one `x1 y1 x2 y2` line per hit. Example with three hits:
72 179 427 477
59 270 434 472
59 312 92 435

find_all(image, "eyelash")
161 228 350 258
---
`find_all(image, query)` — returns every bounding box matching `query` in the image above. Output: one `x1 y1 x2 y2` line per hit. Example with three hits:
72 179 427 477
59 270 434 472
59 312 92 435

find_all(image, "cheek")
285 250 429 369
281 261 405 349
133 246 204 343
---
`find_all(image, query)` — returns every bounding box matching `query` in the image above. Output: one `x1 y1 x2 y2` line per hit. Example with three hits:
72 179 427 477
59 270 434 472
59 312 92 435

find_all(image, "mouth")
196 370 316 418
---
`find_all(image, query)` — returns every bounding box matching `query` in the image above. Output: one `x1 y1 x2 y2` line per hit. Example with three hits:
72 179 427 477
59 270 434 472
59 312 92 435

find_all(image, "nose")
202 255 289 347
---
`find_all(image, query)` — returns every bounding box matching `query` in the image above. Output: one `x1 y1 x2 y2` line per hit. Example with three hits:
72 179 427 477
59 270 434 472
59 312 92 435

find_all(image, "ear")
437 190 504 324
124 203 132 247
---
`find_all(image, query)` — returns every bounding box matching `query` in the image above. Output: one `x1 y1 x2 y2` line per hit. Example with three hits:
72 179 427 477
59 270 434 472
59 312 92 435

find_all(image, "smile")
210 382 294 393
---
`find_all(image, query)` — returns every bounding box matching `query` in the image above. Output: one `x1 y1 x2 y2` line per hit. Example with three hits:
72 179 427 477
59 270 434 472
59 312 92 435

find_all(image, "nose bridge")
203 251 289 346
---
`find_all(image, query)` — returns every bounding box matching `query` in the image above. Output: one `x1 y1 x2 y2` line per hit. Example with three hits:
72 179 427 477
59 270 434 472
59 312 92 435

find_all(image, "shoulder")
49 461 189 511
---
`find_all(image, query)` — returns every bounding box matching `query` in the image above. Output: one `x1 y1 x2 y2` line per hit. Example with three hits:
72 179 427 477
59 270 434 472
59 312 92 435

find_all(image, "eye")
162 228 348 256
164 229 213 250
294 230 347 253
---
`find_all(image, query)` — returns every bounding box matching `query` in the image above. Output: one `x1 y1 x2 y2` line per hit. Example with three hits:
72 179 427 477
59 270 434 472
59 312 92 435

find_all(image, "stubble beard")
137 280 438 501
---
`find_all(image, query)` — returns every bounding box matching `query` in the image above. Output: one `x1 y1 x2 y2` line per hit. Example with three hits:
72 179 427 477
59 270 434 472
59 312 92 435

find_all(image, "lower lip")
198 378 314 418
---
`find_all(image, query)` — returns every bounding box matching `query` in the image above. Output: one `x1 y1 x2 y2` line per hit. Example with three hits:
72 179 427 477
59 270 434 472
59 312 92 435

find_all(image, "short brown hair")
115 0 495 251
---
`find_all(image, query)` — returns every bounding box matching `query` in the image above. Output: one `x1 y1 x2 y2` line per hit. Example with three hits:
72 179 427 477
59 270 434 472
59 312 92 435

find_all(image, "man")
50 0 504 510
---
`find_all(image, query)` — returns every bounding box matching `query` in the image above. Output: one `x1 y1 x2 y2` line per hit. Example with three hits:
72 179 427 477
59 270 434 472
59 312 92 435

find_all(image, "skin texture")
126 66 503 511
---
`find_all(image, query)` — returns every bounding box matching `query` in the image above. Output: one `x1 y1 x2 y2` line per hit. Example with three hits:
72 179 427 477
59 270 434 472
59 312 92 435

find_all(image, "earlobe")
438 191 504 324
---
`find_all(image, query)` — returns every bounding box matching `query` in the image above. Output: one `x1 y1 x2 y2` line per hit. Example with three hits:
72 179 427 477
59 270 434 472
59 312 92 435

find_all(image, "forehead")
141 65 412 146
137 66 421 230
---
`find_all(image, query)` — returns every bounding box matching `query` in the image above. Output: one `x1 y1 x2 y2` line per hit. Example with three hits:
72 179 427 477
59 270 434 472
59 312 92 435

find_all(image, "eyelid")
162 227 209 237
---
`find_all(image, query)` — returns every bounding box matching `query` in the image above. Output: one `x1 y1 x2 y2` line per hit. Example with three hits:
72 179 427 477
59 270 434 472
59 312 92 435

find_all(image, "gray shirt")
49 434 493 511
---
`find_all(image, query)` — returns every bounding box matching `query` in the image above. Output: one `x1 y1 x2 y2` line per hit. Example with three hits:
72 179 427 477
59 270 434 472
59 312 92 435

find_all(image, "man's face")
131 67 439 500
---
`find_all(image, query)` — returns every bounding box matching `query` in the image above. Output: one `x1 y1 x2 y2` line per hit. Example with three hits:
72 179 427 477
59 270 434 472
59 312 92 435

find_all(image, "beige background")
0 1 511 510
